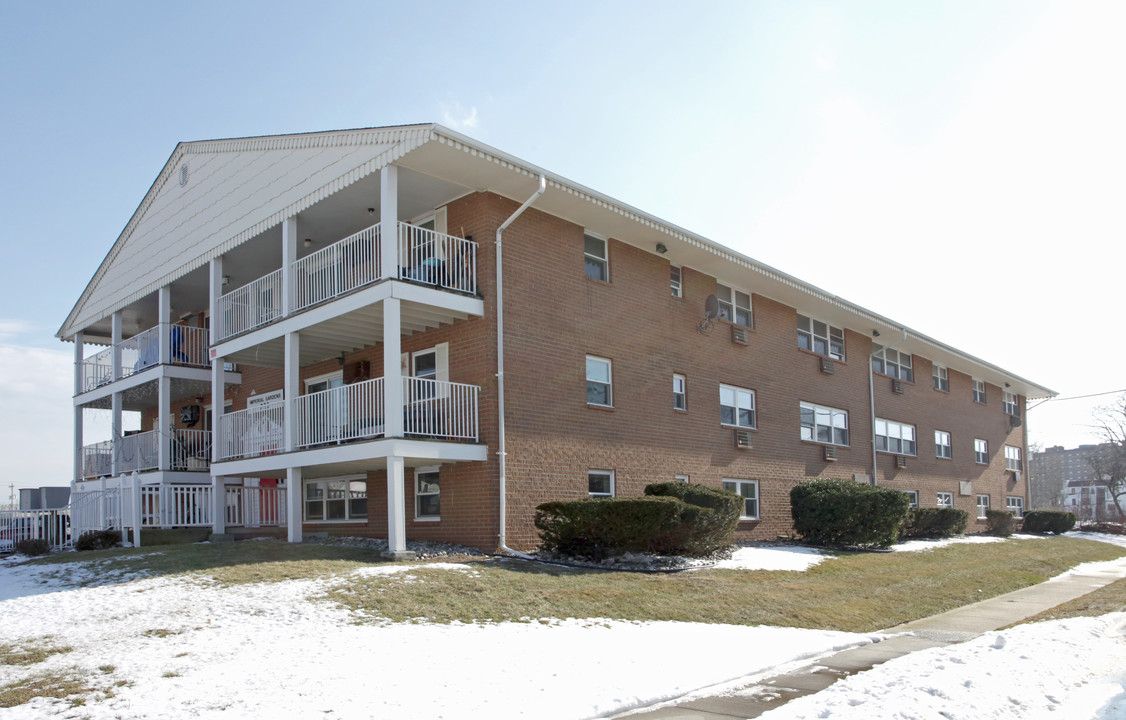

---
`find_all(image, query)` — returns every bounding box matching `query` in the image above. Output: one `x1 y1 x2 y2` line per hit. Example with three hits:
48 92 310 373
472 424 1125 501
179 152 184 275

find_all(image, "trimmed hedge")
1021 511 1076 535
985 509 1016 537
14 538 51 556
790 478 911 549
75 529 122 551
901 507 969 538
534 482 743 559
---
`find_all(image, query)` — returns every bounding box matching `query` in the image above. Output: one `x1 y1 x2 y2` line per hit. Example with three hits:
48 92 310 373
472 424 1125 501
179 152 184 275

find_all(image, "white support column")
117 474 127 545
209 257 223 346
73 331 84 485
111 391 122 476
210 358 224 463
212 474 226 535
284 332 300 452
209 258 226 539
385 456 410 559
380 164 399 279
111 312 123 381
158 376 171 471
131 471 142 548
282 216 297 316
383 298 403 438
286 467 302 543
73 331 84 396
158 285 171 366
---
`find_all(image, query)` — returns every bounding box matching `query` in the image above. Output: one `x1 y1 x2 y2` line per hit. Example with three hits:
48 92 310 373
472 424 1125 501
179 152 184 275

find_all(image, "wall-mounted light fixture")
655 242 668 254
304 238 313 248
872 330 881 338
221 275 230 286
367 208 375 214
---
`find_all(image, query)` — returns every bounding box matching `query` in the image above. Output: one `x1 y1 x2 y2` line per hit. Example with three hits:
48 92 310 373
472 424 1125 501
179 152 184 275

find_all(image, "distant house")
59 124 1054 553
1031 444 1122 520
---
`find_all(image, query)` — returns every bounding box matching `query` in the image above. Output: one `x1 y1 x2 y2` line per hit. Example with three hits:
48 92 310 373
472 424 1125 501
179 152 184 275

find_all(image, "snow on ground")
713 544 830 571
0 557 871 720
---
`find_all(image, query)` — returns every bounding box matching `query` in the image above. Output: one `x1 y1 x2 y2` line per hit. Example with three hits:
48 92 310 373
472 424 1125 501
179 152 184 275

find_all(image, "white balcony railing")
291 223 382 312
80 347 116 393
170 429 212 471
217 400 285 461
79 324 210 393
398 222 478 295
294 377 384 449
135 485 286 528
82 440 114 479
81 430 211 480
217 269 283 340
118 430 160 474
403 377 480 440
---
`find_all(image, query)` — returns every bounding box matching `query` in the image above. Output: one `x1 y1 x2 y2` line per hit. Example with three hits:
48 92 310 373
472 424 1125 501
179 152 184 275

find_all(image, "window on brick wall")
935 430 952 459
722 479 759 520
304 476 367 522
1003 390 1018 415
720 384 756 428
589 469 614 498
797 314 845 361
932 365 949 391
584 234 608 281
1005 445 1023 472
673 373 687 411
975 438 989 464
937 492 954 508
875 418 916 455
415 467 440 519
586 356 612 407
972 379 986 403
904 490 919 508
1006 496 1024 518
977 494 990 519
800 402 849 445
872 347 913 382
716 284 752 327
670 266 682 297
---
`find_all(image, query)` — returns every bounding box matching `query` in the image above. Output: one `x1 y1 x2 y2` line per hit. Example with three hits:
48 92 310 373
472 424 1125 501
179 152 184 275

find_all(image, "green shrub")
1021 511 1077 535
985 509 1016 536
790 478 911 549
75 529 122 551
901 507 969 538
644 482 743 554
14 538 51 556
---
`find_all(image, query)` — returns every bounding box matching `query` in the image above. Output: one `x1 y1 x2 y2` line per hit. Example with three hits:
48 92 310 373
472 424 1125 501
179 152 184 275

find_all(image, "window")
935 430 952 459
1003 391 1018 416
304 477 367 521
670 266 682 297
797 315 845 361
904 490 919 508
586 356 612 407
675 474 690 483
875 418 916 455
972 379 986 403
1004 445 1022 472
932 365 949 391
1006 496 1024 518
589 470 614 498
977 494 990 519
937 492 953 508
584 234 608 281
722 479 759 520
975 438 989 464
673 373 687 411
719 384 756 428
800 402 849 446
415 467 440 519
716 283 752 327
872 348 913 382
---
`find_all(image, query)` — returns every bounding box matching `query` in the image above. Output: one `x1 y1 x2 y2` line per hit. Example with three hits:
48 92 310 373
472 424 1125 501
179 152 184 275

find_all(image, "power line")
1028 388 1126 412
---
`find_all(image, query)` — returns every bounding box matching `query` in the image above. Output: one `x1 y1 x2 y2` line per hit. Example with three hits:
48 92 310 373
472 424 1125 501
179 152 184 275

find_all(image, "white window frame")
1002 390 1018 416
904 490 919 508
800 401 849 446
1006 496 1024 518
972 379 986 403
932 365 949 391
975 438 989 465
872 348 913 382
586 355 613 407
937 492 954 509
589 469 614 498
875 418 917 456
670 266 682 297
303 474 367 522
1004 445 1023 472
977 494 990 519
716 283 752 328
415 466 440 520
675 474 690 483
719 384 756 429
305 370 344 393
935 430 952 459
797 314 845 361
584 233 608 282
722 479 759 520
673 373 687 411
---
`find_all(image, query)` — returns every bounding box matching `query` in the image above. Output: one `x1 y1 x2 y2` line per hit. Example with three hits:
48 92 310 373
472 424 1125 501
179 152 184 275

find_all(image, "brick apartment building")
1031 444 1122 521
60 124 1054 553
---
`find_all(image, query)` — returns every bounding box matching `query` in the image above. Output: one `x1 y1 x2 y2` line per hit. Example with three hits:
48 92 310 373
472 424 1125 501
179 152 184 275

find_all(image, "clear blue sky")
1 0 1123 492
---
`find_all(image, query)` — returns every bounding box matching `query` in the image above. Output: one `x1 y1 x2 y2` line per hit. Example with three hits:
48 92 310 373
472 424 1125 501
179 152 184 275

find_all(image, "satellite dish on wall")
698 294 719 334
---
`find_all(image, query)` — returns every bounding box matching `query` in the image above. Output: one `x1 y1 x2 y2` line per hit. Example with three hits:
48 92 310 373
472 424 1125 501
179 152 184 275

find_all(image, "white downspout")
869 328 908 485
496 175 547 556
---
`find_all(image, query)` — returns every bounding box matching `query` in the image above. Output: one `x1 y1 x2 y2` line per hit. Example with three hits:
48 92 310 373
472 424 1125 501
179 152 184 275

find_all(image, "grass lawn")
22 536 1126 633
1017 576 1126 625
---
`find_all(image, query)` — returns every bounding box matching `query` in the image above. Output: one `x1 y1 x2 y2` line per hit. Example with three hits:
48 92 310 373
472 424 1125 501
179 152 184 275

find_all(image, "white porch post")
111 311 123 381
286 467 302 543
116 474 127 544
111 391 122 476
385 456 410 559
282 216 297 317
158 285 171 366
158 376 171 471
380 164 398 279
211 475 226 535
383 298 403 438
73 331 84 485
208 257 227 538
131 471 142 547
209 257 223 346
284 332 300 452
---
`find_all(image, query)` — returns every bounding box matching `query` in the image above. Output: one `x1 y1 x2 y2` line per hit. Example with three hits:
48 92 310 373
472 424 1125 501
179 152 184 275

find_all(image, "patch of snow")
890 535 1008 552
713 545 830 571
1068 531 1126 549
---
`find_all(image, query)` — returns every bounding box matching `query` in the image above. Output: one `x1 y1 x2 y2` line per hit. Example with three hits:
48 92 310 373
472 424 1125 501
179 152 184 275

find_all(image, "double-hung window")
977 494 990 519
972 379 986 403
1004 445 1022 472
932 365 949 391
797 315 845 361
673 373 687 411
872 348 913 382
586 356 612 407
716 284 752 327
584 234 608 281
670 266 682 297
589 470 614 498
904 490 919 508
975 438 989 464
722 479 759 520
415 467 440 519
1006 496 1024 518
304 477 367 521
1003 391 1018 416
935 430 952 459
800 402 849 445
719 384 755 428
875 418 916 455
937 492 954 508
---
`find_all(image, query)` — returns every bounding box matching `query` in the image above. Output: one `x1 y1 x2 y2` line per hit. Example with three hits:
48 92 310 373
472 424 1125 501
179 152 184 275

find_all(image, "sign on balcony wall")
247 389 284 408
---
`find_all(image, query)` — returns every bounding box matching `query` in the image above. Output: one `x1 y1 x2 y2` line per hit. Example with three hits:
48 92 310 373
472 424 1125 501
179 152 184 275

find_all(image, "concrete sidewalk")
616 560 1126 719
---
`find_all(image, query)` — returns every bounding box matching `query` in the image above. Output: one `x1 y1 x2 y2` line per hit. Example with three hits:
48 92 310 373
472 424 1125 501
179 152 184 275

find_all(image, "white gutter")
869 328 908 485
496 176 547 557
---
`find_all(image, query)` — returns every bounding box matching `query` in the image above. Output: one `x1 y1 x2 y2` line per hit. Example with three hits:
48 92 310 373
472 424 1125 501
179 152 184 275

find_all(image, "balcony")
80 429 213 479
214 221 478 343
216 376 480 462
80 324 210 393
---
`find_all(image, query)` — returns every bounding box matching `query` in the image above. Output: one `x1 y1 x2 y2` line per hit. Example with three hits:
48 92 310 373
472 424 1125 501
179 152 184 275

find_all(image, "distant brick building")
1031 444 1122 521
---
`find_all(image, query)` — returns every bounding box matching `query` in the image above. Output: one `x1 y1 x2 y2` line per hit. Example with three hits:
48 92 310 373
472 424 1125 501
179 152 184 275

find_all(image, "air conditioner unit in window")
891 379 904 394
731 325 749 346
733 429 752 449
823 445 838 461
1012 471 1022 484
1010 414 1022 428
896 455 908 469
820 357 835 375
